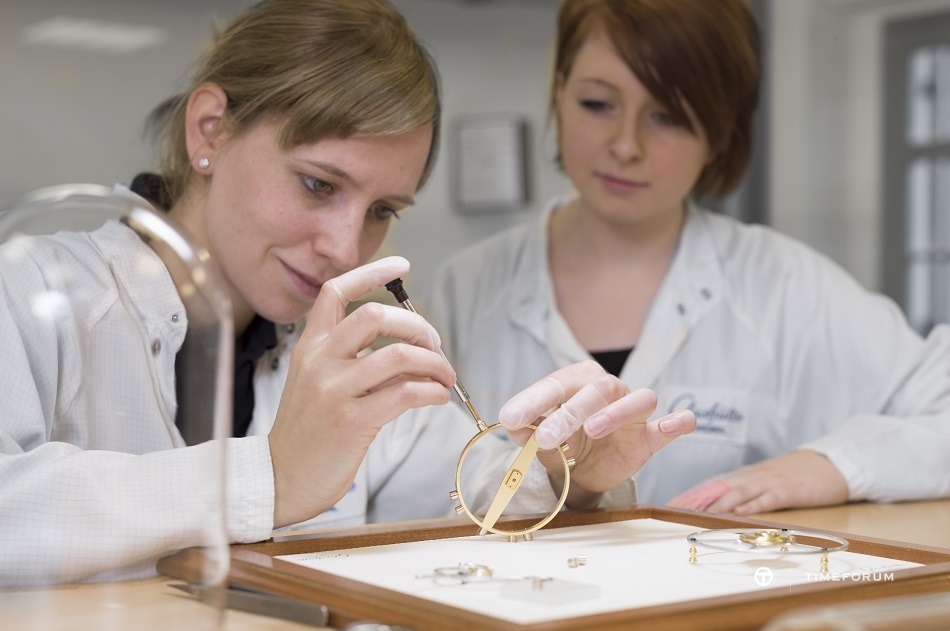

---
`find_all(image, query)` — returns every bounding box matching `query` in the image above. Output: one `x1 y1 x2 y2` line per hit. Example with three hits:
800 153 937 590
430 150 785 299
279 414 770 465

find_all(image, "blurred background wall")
1 0 949 326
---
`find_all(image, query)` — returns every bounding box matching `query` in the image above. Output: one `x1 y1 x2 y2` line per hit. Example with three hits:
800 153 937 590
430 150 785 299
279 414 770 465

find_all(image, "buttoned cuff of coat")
801 413 950 503
798 444 867 501
797 415 894 502
226 435 276 543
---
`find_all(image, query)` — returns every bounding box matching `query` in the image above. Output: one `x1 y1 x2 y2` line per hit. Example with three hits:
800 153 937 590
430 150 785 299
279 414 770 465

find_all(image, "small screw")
567 555 587 568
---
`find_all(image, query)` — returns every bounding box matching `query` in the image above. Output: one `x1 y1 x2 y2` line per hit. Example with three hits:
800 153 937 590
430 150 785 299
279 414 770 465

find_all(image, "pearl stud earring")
198 158 210 169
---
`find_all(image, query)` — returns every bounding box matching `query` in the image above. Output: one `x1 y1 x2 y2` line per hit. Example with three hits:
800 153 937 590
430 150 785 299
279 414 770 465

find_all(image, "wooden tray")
158 506 950 631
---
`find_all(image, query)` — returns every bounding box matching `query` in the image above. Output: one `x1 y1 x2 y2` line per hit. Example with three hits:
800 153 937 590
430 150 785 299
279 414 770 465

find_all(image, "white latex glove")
498 361 696 505
268 257 455 527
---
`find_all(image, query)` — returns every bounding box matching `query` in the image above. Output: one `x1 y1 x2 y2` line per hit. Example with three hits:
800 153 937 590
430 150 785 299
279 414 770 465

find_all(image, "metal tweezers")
170 582 329 627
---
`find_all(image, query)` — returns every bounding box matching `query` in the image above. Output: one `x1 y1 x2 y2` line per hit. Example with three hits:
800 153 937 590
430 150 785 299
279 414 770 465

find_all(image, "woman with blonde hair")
0 0 694 586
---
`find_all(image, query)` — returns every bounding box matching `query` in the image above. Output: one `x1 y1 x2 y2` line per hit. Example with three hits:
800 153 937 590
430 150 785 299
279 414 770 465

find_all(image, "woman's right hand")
268 256 455 528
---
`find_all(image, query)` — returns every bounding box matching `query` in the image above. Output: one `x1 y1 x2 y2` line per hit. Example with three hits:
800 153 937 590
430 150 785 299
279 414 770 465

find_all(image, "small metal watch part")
567 556 587 568
687 528 849 574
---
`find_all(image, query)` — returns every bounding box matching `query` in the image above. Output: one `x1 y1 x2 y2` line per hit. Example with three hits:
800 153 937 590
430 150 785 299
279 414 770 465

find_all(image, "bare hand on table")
498 360 697 508
269 257 455 528
667 450 849 515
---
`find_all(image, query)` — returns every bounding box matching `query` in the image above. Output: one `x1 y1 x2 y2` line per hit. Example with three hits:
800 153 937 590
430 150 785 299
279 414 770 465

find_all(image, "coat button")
271 358 280 370
171 314 180 323
151 340 161 355
282 323 295 334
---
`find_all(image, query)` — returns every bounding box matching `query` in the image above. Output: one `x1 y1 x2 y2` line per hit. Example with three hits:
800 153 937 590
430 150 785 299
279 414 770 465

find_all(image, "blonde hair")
149 0 441 205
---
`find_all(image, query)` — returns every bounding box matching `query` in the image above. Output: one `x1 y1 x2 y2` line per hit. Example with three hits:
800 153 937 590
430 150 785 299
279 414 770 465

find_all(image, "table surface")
5 499 949 630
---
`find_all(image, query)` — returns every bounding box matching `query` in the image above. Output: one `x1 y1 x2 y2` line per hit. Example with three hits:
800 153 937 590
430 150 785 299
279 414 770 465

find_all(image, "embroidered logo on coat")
669 393 744 427
666 388 749 444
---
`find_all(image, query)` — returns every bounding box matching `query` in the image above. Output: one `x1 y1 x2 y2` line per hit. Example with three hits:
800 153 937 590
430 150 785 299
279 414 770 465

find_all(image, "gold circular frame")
453 423 571 538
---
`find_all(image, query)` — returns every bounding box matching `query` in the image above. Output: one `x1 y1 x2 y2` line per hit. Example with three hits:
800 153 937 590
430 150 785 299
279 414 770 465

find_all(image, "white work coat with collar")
425 200 950 504
0 220 556 586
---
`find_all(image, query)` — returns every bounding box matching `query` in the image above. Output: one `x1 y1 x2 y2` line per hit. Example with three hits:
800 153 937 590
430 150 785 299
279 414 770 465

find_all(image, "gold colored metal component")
566 457 577 468
449 490 459 501
739 530 797 547
688 528 848 571
523 532 533 542
503 469 524 489
454 423 571 540
567 556 587 568
480 431 541 532
559 443 570 452
454 505 465 514
507 535 518 543
464 401 488 432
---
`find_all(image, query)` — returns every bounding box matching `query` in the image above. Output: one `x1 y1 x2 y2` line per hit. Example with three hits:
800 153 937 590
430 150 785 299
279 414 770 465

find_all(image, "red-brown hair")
552 0 760 198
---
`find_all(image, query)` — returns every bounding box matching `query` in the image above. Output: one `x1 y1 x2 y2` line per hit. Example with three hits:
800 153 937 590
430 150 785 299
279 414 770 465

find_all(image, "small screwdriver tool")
385 278 487 431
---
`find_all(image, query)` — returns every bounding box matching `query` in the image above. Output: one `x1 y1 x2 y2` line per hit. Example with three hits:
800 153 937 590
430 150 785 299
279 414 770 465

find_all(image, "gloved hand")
269 256 455 528
498 360 696 508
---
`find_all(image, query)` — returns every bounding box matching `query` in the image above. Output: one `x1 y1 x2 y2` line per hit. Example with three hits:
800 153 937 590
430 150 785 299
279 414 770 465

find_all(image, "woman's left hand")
667 450 849 515
499 360 696 507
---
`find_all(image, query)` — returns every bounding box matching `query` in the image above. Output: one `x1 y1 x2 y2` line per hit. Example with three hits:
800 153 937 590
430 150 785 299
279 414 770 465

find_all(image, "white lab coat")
426 200 950 504
0 220 557 586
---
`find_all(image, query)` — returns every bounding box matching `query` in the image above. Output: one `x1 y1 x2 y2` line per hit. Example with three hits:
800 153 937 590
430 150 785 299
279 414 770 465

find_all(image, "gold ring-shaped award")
450 423 574 542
